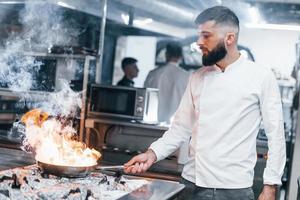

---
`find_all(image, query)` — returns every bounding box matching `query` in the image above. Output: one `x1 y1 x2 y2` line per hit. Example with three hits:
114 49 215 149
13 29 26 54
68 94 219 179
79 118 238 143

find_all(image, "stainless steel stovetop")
0 165 184 200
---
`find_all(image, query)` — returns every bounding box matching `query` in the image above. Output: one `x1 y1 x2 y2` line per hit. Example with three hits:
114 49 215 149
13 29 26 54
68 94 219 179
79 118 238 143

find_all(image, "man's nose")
197 37 204 49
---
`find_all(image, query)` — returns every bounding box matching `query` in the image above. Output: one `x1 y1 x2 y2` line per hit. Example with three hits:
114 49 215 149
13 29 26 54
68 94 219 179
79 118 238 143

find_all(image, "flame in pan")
21 109 101 167
21 109 49 127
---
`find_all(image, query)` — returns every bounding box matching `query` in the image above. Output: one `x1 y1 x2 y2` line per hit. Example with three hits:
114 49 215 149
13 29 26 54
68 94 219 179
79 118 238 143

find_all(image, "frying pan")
37 160 124 178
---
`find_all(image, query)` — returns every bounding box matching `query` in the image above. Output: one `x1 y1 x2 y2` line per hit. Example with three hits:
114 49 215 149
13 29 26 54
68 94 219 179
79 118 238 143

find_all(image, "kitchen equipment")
89 84 159 123
49 45 97 56
0 164 185 200
84 117 183 181
37 160 124 178
0 91 29 146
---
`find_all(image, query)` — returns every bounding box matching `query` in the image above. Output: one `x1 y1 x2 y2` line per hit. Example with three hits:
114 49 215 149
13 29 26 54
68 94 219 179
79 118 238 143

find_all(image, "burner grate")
0 165 148 200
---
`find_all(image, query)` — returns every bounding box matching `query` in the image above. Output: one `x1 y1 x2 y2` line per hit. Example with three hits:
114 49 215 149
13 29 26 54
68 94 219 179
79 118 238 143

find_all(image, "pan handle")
96 165 124 170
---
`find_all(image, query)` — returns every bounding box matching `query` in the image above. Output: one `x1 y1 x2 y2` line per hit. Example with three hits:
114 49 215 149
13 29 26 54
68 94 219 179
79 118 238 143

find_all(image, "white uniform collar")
212 55 244 73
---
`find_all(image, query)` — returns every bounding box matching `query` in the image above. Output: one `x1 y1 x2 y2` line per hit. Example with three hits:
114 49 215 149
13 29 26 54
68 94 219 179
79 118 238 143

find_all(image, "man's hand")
258 185 277 200
124 149 157 174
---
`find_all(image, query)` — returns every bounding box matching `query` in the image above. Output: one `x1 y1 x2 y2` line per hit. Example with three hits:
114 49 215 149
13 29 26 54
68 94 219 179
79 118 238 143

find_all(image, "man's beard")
202 42 227 66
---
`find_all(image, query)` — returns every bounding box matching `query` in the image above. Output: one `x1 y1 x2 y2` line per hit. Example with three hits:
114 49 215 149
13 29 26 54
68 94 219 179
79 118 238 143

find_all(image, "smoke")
0 3 78 91
19 3 79 51
2 3 86 146
0 2 81 108
32 79 82 117
0 53 42 91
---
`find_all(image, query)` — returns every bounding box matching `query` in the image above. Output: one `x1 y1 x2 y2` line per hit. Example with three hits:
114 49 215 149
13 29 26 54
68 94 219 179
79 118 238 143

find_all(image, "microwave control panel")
135 89 146 117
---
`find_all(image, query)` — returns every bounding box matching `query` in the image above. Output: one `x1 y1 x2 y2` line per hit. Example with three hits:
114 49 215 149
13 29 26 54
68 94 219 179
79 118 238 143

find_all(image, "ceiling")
54 0 300 37
0 0 300 37
3 0 299 25
108 0 300 26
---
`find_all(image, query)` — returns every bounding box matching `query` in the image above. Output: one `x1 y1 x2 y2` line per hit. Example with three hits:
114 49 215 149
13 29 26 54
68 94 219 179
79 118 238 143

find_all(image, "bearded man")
124 6 286 200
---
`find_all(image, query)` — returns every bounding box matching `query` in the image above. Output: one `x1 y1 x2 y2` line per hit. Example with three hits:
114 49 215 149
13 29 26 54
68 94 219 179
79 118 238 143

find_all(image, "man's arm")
259 71 286 199
149 74 196 161
124 74 195 173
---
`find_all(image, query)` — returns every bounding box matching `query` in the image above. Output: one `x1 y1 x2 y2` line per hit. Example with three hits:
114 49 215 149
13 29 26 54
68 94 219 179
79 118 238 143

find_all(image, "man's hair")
121 57 137 70
166 42 182 58
195 6 239 31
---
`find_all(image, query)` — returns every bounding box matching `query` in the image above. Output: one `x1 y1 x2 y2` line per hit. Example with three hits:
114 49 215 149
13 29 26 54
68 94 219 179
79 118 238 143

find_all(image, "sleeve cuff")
149 142 165 162
263 178 282 186
263 170 283 186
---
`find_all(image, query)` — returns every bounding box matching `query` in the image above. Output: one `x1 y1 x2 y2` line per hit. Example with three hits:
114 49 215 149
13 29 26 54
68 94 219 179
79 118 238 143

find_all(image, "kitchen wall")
239 27 300 77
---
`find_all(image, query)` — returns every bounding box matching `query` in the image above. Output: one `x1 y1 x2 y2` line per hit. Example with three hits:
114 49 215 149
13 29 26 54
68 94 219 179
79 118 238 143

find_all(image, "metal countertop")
119 178 185 200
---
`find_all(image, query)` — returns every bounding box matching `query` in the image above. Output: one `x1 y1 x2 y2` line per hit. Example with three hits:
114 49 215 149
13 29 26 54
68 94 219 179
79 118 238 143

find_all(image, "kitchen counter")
0 147 34 171
85 117 169 131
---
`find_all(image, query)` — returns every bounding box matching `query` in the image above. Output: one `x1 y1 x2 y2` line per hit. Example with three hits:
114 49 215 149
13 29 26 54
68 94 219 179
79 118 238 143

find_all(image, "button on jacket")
150 56 286 188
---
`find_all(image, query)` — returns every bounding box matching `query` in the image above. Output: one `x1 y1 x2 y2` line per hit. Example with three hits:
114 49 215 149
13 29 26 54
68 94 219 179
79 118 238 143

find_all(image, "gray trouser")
178 178 254 200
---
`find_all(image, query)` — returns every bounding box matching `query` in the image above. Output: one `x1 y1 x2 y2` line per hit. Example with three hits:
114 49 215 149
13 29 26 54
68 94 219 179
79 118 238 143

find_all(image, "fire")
21 109 49 127
21 109 101 167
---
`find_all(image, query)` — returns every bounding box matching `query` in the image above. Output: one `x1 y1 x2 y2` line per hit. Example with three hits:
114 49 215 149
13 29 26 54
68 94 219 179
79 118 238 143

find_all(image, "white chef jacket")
150 55 286 188
144 62 190 123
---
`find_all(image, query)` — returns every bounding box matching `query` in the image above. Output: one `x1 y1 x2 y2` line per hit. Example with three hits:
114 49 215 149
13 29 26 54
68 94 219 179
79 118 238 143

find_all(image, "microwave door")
91 87 136 118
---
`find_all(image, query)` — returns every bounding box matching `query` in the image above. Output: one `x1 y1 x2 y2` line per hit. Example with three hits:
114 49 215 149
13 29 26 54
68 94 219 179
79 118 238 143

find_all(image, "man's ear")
225 32 236 46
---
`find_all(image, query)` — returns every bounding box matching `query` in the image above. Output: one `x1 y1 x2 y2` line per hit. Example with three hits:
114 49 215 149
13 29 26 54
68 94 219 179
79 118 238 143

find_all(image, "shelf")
85 117 169 131
0 121 15 125
23 52 97 60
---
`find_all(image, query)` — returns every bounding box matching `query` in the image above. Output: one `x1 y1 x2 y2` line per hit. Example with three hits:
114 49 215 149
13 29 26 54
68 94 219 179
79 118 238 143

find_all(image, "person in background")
117 57 139 87
124 6 286 200
144 42 190 123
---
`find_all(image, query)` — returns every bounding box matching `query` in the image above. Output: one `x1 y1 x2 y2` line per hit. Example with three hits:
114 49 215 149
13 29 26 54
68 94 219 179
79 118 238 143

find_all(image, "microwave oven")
88 84 158 122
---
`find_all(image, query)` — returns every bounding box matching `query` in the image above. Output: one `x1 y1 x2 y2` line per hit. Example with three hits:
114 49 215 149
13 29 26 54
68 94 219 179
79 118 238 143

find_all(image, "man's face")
125 63 139 78
197 20 227 66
